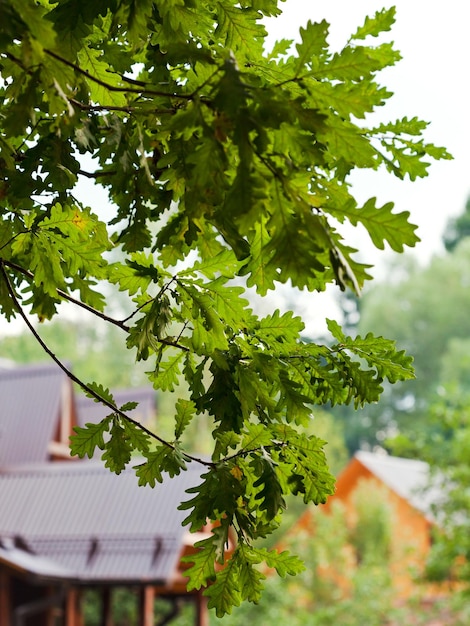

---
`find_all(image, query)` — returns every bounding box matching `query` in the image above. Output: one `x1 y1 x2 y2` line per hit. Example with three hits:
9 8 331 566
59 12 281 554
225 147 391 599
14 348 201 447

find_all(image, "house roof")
0 460 203 585
76 387 156 427
0 361 157 466
354 451 442 520
0 361 207 589
0 363 68 467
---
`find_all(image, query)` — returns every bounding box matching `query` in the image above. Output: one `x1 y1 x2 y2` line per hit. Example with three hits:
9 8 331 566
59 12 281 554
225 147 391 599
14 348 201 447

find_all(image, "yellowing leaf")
230 465 243 481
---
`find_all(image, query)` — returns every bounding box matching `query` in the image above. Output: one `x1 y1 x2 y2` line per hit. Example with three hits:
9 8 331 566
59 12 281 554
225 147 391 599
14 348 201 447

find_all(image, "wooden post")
101 588 113 626
65 588 77 626
0 570 10 626
138 586 155 626
195 592 209 626
65 587 85 626
75 589 85 626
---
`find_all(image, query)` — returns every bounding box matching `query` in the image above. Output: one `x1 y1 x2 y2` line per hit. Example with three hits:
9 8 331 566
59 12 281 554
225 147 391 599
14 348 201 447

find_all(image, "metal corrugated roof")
0 363 67 467
0 538 74 580
0 460 204 584
23 536 181 583
0 362 157 465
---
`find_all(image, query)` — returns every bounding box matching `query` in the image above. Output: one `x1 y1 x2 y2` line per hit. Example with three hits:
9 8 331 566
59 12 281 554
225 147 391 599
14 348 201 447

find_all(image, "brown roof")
0 361 204 588
0 361 157 465
75 387 156 427
0 363 68 467
0 460 203 585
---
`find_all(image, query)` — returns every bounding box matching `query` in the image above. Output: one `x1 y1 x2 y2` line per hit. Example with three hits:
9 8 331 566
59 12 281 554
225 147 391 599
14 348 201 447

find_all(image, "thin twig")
77 169 117 179
120 299 154 324
3 260 129 331
0 232 29 252
69 97 175 116
3 259 191 353
45 49 196 100
223 441 288 465
0 260 213 467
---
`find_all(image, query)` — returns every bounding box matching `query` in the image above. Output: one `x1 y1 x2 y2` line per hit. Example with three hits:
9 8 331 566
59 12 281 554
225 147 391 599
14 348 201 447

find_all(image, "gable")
0 362 158 466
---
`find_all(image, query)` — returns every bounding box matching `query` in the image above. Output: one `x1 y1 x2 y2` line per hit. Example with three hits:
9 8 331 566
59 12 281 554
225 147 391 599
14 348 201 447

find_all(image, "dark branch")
0 231 29 252
69 98 175 115
77 169 117 179
45 49 196 100
3 259 130 331
3 260 191 351
0 260 213 468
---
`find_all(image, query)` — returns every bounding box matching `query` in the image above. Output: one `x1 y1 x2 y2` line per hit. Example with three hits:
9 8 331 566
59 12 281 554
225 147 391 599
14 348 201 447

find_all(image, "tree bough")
0 1 450 615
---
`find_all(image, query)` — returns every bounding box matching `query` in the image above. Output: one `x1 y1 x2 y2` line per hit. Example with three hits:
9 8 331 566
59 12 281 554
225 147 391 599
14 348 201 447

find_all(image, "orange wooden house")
293 450 443 597
0 362 224 626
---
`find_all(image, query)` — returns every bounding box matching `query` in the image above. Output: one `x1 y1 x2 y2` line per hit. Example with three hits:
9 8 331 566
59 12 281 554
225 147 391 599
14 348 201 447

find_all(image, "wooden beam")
101 588 113 626
138 586 155 626
76 589 85 626
195 592 209 626
0 570 10 625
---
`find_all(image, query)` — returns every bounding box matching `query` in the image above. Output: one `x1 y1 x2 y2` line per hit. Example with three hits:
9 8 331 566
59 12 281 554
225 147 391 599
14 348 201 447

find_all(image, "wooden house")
294 450 443 597
0 362 218 626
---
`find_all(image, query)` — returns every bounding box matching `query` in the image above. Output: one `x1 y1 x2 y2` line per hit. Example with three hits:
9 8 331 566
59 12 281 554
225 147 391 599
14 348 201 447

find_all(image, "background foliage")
328 197 470 600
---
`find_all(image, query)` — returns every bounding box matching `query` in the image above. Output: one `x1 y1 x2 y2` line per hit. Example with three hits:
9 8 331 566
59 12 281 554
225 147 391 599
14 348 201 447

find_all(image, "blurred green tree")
212 486 397 626
346 239 470 448
443 196 470 252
